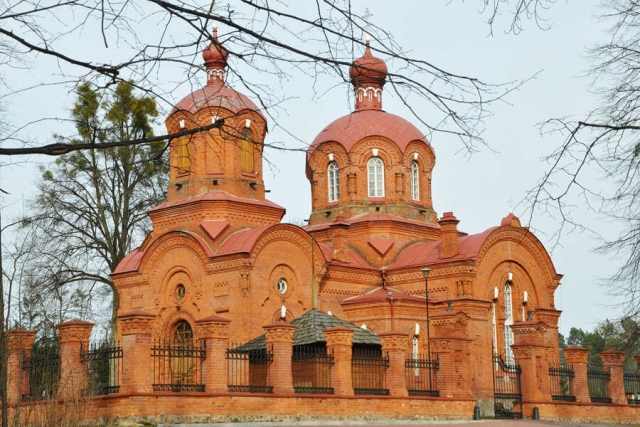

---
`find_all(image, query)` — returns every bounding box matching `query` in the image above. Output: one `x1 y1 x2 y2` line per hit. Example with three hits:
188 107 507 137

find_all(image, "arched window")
328 161 339 202
367 157 384 197
173 320 193 344
176 136 191 175
171 320 196 386
411 161 419 200
241 129 254 173
503 282 515 365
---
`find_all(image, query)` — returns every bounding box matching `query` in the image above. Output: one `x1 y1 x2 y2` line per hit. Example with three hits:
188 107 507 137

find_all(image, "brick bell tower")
154 26 285 234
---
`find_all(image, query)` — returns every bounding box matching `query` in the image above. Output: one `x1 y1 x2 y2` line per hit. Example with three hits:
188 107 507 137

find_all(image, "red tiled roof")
112 249 143 274
342 287 425 305
307 109 434 159
200 220 229 240
216 226 270 256
169 84 265 118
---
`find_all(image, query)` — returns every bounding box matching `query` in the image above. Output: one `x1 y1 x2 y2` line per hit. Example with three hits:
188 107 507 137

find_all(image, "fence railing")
588 364 612 404
549 363 576 402
226 347 273 393
624 369 640 405
21 345 60 401
405 356 439 397
151 340 206 392
80 342 123 395
352 348 389 395
292 345 333 394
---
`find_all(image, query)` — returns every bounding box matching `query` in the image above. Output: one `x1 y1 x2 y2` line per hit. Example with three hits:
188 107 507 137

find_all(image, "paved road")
159 421 630 427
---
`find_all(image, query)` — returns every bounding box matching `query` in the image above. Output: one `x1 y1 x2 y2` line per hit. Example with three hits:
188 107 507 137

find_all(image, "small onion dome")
349 41 388 88
202 28 228 70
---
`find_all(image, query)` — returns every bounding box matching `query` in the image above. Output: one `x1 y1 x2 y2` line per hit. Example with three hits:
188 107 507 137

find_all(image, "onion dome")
202 27 228 85
349 41 388 89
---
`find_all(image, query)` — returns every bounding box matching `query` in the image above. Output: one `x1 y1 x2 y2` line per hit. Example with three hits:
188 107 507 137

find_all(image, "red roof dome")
170 84 263 117
349 41 387 88
307 109 433 159
202 28 228 69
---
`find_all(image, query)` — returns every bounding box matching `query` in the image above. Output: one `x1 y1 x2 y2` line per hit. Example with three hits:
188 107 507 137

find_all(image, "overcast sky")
0 0 621 337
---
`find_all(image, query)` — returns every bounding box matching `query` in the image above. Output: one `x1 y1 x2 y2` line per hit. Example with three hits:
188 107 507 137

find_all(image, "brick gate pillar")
379 330 408 397
196 314 230 393
563 346 590 403
323 326 354 396
430 309 472 399
264 321 296 395
57 319 93 399
600 349 627 405
118 311 155 394
511 320 552 403
6 329 36 405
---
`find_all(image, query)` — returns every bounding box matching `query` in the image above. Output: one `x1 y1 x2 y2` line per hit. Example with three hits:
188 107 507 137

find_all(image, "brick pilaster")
601 349 627 405
511 320 552 403
563 346 589 403
57 319 93 399
324 326 354 395
264 321 296 395
379 330 408 397
196 314 230 393
118 311 155 394
6 329 36 404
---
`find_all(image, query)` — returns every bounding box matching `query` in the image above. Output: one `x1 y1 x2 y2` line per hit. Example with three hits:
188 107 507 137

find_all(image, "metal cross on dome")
363 7 373 42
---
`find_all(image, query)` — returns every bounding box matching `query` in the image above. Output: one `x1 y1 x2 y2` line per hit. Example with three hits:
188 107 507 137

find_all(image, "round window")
176 284 186 300
277 278 287 294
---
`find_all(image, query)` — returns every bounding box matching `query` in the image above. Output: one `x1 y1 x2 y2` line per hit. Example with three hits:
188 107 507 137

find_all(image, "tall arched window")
411 161 419 200
503 282 515 365
367 157 384 197
176 136 191 175
171 320 196 386
241 129 254 173
328 161 339 202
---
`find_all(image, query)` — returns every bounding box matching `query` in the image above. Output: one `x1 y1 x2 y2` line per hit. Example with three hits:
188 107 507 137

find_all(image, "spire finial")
363 7 373 43
508 197 513 214
212 1 218 31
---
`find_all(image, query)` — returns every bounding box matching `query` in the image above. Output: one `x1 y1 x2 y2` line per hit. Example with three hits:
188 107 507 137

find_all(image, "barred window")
328 161 339 202
367 157 384 197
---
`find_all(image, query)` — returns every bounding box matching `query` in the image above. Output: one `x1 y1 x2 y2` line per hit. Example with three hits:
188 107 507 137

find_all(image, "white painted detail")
372 148 378 157
414 152 419 160
327 310 332 316
508 271 513 282
523 290 528 303
245 119 251 128
494 287 499 300
179 120 185 129
415 323 420 336
212 115 218 123
329 153 334 161
361 324 367 330
281 305 286 319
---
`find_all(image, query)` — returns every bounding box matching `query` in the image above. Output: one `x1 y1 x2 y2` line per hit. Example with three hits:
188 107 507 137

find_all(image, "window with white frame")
367 157 384 197
503 281 515 365
328 161 339 202
411 161 419 200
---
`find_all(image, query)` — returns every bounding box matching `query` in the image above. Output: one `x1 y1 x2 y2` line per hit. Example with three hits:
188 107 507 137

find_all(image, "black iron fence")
493 354 522 419
588 364 612 403
624 369 640 405
21 344 60 401
151 339 206 392
80 342 123 395
405 355 439 397
352 348 389 395
226 346 273 393
292 345 333 394
549 363 576 402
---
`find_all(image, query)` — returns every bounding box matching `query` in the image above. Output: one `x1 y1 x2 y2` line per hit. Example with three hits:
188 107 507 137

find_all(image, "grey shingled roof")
229 309 380 352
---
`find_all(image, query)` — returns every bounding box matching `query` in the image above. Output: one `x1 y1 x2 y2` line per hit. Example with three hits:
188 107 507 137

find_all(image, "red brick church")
7 27 639 425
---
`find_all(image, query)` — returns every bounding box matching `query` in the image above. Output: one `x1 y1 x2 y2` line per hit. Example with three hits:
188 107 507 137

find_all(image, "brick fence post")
118 311 155 394
563 346 589 403
379 330 408 397
6 329 36 405
57 319 93 399
601 349 627 405
196 314 230 393
264 321 296 395
511 320 552 403
323 326 354 396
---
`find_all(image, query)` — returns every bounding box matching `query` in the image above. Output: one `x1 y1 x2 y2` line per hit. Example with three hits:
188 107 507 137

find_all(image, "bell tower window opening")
411 161 419 200
503 281 515 365
367 157 384 197
176 136 191 175
328 161 340 202
241 128 254 173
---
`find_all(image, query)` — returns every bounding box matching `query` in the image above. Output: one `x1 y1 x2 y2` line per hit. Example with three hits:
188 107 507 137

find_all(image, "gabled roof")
229 309 380 352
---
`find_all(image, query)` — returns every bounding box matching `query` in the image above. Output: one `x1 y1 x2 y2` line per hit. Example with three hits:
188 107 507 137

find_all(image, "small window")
241 128 254 173
176 284 186 300
411 161 419 200
367 157 384 197
277 278 287 294
328 161 339 202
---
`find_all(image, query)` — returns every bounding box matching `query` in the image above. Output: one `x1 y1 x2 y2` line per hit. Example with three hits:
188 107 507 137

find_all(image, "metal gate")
493 354 522 419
